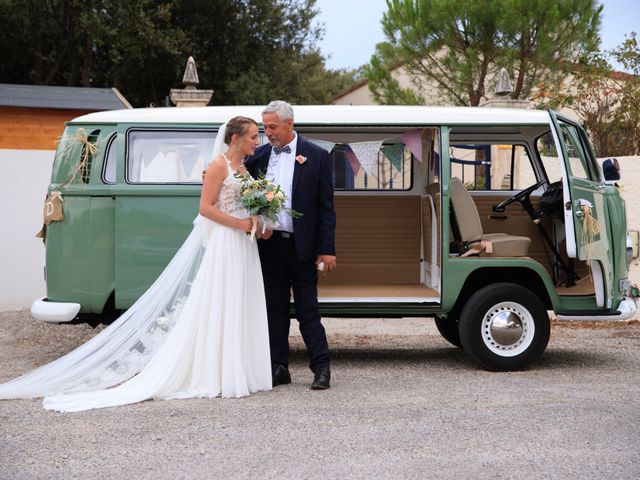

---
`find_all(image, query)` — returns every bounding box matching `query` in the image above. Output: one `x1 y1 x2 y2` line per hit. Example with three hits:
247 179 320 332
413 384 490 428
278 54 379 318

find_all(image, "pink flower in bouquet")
264 191 274 201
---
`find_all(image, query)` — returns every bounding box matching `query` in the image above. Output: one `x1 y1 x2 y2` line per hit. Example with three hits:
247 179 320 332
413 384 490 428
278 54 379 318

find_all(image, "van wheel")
458 283 550 371
434 316 461 347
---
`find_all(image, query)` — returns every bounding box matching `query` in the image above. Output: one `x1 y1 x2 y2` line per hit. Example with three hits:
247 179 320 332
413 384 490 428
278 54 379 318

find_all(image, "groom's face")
263 112 294 148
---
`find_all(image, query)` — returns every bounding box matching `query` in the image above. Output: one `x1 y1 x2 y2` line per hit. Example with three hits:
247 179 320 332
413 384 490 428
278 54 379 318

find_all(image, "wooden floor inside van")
555 275 595 296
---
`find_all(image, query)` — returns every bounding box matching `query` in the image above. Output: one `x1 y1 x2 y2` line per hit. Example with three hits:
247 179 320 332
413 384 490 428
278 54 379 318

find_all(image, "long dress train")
0 160 272 412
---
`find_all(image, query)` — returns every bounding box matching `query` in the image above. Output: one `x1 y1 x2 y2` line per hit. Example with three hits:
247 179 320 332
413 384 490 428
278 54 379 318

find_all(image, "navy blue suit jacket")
245 135 336 262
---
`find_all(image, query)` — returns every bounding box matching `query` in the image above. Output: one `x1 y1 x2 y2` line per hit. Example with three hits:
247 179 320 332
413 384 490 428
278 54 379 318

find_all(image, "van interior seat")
449 177 531 257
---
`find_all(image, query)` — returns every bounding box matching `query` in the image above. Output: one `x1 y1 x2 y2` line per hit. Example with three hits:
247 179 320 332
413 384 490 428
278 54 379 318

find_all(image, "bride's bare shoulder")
201 155 228 185
207 155 227 173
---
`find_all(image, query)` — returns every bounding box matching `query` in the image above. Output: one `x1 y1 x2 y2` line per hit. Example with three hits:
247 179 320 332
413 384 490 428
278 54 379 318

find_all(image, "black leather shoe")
272 364 291 386
311 367 331 390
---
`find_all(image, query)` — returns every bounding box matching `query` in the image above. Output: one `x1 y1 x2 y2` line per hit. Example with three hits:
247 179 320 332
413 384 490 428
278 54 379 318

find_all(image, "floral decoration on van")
578 198 600 261
57 128 98 184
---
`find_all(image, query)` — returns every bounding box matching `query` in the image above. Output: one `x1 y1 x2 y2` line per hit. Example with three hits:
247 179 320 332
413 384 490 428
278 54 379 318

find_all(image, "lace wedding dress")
0 153 272 412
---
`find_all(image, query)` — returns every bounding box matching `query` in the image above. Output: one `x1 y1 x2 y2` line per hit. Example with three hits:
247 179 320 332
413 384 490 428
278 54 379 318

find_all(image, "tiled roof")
0 83 131 110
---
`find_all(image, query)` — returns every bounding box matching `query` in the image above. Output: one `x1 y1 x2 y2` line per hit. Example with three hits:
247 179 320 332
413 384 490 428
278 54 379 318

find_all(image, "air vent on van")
80 129 100 184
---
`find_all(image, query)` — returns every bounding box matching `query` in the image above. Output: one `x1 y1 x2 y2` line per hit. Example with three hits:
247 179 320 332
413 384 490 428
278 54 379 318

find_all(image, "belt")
273 230 294 239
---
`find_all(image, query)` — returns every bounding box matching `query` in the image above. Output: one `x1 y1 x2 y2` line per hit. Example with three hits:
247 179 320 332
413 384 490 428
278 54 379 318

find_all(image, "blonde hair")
224 116 258 144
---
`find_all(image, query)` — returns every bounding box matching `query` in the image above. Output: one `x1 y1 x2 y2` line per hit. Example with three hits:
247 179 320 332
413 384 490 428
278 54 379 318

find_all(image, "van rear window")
126 130 216 184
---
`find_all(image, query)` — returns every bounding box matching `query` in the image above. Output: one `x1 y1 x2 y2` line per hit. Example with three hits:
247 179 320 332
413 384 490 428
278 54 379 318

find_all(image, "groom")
245 100 337 390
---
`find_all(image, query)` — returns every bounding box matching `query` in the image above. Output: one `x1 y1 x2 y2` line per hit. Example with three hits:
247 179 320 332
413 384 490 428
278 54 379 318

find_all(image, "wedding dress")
0 137 272 412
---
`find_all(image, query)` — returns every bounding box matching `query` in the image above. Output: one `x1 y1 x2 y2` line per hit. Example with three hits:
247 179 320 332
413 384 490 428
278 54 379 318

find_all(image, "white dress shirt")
266 132 297 232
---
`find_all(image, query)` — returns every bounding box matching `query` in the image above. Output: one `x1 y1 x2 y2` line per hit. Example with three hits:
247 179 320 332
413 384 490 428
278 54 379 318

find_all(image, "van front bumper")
30 297 80 323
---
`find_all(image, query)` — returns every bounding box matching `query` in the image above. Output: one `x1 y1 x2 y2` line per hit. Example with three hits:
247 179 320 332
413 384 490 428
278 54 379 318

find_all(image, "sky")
314 0 640 72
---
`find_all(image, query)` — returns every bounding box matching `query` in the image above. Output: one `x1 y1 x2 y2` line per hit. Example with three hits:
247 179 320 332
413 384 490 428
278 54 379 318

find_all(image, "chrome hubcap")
481 302 535 357
489 311 523 345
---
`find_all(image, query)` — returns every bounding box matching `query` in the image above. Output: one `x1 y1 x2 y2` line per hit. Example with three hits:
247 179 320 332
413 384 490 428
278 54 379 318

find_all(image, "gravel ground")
0 311 639 480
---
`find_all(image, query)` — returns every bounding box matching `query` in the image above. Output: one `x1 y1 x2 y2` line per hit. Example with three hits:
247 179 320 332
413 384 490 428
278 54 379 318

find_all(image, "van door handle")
488 214 509 220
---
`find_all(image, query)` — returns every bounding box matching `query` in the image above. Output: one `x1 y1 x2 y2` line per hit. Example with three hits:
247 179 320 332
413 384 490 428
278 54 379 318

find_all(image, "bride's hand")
237 217 253 233
254 220 273 240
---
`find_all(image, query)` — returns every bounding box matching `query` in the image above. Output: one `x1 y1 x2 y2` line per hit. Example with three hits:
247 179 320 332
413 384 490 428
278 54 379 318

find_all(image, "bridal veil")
0 123 248 403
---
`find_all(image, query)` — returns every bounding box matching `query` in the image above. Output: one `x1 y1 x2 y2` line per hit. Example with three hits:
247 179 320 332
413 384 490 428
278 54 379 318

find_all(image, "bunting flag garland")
420 129 436 172
308 129 429 177
309 139 336 153
400 129 423 163
348 140 383 176
344 146 361 176
381 144 405 171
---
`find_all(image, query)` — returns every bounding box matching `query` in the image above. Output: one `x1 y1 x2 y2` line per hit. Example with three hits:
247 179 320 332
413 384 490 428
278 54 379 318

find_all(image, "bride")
0 116 272 412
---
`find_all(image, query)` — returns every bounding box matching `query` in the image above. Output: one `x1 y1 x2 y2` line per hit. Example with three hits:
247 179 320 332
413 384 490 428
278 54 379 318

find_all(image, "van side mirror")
602 158 620 182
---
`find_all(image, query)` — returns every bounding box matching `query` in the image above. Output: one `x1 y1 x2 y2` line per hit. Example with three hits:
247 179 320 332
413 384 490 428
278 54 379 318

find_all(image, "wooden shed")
0 83 131 150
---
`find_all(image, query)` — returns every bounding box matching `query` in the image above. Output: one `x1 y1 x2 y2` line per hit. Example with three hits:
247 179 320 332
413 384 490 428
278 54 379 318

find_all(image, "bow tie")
273 145 291 155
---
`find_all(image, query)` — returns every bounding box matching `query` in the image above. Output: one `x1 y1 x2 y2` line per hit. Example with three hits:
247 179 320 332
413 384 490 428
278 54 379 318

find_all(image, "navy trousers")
258 234 330 372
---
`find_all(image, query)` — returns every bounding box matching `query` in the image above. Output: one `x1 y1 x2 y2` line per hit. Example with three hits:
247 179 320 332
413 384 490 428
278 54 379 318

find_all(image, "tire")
458 282 550 371
434 315 461 348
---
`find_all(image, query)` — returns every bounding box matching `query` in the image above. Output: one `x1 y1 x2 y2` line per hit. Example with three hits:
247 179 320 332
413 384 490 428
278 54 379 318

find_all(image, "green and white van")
33 105 635 370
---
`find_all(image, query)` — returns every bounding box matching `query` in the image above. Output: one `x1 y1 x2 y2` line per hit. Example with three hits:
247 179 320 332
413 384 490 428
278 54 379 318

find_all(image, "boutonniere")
295 155 307 165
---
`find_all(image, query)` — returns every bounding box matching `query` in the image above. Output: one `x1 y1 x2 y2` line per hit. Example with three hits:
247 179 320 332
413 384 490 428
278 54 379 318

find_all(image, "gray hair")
262 100 294 121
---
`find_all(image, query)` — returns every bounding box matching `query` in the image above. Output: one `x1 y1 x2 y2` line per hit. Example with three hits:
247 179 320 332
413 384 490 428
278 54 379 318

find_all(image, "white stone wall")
0 150 54 311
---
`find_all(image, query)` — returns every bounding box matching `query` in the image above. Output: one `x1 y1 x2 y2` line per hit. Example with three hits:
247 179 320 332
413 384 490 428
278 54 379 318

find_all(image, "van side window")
103 134 117 184
449 143 536 191
536 131 563 184
558 123 592 180
127 130 216 184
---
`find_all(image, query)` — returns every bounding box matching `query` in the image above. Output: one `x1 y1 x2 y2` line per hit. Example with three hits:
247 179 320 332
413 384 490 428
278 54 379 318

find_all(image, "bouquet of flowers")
234 171 302 238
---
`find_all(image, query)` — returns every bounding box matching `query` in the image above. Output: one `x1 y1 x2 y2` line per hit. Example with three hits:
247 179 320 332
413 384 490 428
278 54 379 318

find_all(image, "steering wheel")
492 180 545 213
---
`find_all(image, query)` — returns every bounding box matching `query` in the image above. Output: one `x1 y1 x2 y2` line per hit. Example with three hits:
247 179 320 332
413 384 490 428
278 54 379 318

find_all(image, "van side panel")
45 195 93 311
89 196 115 312
441 257 560 313
114 192 199 309
605 187 630 307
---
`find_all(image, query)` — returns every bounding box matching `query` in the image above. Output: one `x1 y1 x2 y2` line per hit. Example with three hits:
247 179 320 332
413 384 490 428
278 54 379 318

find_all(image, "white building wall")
1 150 54 311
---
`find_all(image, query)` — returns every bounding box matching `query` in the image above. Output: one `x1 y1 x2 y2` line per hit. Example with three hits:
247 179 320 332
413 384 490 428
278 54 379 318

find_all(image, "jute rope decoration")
36 128 98 240
578 199 600 263
56 127 98 187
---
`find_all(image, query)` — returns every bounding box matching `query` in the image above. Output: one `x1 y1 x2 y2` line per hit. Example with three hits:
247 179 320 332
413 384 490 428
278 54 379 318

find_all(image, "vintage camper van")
32 105 635 371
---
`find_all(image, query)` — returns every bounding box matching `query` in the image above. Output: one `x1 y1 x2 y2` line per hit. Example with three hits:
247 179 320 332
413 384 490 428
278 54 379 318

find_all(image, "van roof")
70 105 553 126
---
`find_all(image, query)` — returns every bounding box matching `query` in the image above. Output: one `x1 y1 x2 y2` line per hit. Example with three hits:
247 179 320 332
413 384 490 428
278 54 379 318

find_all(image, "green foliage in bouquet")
234 171 302 223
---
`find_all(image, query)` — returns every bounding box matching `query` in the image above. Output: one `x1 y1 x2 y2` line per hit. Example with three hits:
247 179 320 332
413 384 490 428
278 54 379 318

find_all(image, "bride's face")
236 124 260 156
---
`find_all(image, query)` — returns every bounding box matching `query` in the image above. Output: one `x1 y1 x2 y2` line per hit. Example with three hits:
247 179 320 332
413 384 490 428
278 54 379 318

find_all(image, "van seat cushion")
480 233 531 257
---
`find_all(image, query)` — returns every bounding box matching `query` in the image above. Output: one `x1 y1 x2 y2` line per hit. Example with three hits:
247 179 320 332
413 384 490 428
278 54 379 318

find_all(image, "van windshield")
449 143 537 191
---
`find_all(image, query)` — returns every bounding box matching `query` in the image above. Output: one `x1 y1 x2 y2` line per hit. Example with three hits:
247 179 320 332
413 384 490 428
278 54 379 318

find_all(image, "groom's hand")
317 255 337 273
